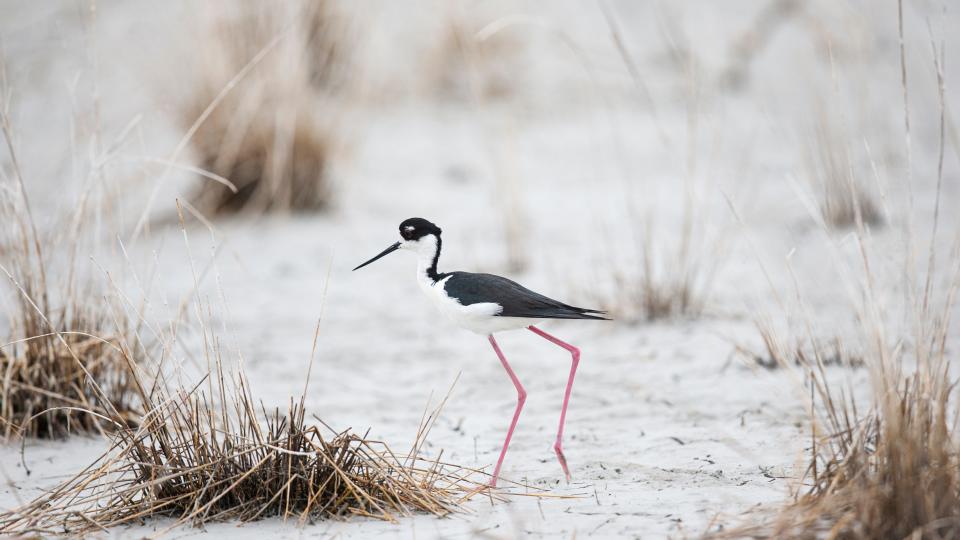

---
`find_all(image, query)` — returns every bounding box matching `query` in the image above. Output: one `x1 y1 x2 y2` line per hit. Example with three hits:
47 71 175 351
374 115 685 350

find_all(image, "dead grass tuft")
0 114 142 440
596 202 725 322
430 15 525 102
724 22 958 537
183 2 349 215
0 295 141 439
623 235 707 321
743 317 864 369
741 293 960 538
189 107 332 214
803 108 885 230
0 340 483 534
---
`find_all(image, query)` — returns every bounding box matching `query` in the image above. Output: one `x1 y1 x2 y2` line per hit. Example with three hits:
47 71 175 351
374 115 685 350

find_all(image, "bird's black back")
439 271 609 320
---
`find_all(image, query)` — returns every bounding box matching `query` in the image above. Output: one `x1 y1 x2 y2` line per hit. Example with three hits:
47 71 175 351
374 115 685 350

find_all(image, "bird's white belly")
422 277 538 335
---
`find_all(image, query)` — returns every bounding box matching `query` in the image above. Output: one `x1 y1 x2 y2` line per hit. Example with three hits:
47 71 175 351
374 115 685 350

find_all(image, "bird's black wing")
440 272 610 320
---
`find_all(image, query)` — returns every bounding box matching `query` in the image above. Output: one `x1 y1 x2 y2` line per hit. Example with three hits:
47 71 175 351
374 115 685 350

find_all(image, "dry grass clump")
742 283 960 538
599 243 715 322
803 109 885 230
0 116 141 439
620 235 706 321
727 190 957 538
183 1 349 215
728 25 958 537
743 317 863 369
596 203 725 322
189 107 332 214
0 350 481 535
430 14 526 102
0 292 141 439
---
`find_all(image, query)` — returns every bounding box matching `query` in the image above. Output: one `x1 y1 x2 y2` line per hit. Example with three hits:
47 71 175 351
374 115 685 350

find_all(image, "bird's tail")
544 306 611 321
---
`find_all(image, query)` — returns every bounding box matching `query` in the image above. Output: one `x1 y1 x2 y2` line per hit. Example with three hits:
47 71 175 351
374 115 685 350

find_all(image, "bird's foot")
554 442 572 482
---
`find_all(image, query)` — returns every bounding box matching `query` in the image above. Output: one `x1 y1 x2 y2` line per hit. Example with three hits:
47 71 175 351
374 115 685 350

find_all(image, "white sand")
1 1 957 537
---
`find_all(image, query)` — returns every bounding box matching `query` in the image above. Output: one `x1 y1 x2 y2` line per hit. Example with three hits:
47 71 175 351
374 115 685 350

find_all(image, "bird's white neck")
413 234 442 285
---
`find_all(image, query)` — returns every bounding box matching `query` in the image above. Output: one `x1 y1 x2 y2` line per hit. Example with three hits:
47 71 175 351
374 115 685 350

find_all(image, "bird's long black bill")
352 242 401 271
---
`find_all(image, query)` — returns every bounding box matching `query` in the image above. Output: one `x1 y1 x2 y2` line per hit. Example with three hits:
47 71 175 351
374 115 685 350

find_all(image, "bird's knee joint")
517 389 528 403
571 348 581 362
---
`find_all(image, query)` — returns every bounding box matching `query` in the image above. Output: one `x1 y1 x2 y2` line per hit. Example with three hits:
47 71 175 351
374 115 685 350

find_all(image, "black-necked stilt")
353 217 608 487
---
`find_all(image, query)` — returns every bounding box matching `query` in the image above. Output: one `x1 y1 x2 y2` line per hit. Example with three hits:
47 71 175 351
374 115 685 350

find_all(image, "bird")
353 217 609 487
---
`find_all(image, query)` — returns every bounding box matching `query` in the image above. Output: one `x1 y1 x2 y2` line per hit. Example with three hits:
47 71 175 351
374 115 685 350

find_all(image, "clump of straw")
0 113 142 440
742 317 864 369
0 302 141 439
803 110 885 230
183 1 349 215
593 209 724 322
429 14 527 102
0 351 483 535
736 287 960 538
724 21 958 537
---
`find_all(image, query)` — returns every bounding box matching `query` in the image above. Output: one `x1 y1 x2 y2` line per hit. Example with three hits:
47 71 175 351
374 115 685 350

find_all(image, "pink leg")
487 334 527 487
528 325 580 482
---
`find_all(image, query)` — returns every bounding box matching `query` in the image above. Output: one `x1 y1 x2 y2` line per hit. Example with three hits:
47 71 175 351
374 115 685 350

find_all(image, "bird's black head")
399 217 442 241
353 218 443 272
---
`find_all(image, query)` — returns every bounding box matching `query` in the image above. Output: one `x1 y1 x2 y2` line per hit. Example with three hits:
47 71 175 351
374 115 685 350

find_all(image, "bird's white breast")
419 276 538 335
411 234 537 334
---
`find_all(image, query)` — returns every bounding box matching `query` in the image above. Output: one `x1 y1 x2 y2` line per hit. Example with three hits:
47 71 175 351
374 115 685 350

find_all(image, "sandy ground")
1 1 958 538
